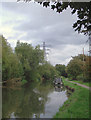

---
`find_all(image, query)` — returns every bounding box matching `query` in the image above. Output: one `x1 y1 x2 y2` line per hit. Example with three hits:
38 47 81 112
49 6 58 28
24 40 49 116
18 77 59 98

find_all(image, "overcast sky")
0 1 89 65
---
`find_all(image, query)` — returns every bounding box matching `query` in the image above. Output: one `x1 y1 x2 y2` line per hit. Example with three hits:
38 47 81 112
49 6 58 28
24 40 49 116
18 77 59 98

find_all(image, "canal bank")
53 78 90 118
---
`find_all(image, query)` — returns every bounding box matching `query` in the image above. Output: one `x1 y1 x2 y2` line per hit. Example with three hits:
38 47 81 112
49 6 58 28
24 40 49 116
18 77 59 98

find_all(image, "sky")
0 1 89 66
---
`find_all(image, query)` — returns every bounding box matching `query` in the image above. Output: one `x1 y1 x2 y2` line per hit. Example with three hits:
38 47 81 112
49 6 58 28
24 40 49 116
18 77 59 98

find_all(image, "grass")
53 78 90 118
72 80 91 87
65 76 91 87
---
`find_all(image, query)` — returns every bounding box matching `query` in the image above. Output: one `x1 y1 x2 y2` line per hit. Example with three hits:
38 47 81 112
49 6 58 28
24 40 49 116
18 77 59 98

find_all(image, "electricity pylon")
43 42 50 61
89 31 91 56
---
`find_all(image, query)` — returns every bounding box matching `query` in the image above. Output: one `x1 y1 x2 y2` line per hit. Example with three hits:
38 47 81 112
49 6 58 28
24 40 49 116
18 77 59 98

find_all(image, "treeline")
66 54 91 82
55 55 91 82
1 35 59 84
1 35 90 84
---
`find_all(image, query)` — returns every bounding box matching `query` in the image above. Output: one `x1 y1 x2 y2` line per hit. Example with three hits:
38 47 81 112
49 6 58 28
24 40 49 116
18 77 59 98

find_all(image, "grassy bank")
71 80 91 87
53 78 90 118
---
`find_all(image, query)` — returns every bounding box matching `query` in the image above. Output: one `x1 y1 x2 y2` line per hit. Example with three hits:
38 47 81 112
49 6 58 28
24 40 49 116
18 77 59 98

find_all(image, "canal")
2 83 68 118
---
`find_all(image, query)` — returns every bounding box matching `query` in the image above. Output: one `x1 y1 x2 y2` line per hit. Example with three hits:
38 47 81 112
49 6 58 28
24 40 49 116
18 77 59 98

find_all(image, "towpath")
66 79 91 91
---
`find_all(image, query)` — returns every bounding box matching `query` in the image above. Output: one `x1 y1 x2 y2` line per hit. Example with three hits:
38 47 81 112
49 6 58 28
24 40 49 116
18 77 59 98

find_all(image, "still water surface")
2 83 68 118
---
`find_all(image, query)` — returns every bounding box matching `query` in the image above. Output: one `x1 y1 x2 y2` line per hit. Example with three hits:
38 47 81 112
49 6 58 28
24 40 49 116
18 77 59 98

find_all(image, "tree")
2 36 23 81
55 64 67 77
38 63 59 83
15 41 44 82
71 54 91 82
66 57 83 79
83 55 91 82
66 54 91 82
2 36 59 84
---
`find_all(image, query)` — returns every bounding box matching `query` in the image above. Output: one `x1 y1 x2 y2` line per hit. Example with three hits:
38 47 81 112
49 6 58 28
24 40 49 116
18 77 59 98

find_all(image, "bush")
77 74 90 82
68 74 74 81
76 74 84 81
38 63 59 83
22 79 27 85
66 58 83 80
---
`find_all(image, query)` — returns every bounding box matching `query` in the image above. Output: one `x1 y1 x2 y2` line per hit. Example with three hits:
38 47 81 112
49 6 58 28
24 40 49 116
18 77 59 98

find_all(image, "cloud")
48 44 88 65
1 2 89 65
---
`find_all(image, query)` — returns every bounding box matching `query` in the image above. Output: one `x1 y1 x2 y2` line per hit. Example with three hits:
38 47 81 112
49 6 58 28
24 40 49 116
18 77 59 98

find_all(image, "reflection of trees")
2 83 53 118
2 88 24 118
54 85 65 92
15 88 45 118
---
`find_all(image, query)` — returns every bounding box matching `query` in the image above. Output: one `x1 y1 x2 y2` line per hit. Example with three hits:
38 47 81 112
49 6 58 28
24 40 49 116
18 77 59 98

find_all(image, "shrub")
76 74 84 81
22 79 27 85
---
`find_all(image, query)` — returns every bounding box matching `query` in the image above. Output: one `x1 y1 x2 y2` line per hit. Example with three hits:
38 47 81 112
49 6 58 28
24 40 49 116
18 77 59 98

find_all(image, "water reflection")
54 85 65 92
2 83 68 118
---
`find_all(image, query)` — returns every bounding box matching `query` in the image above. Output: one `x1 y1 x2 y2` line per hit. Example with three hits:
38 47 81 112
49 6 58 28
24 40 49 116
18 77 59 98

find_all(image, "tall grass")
53 78 90 118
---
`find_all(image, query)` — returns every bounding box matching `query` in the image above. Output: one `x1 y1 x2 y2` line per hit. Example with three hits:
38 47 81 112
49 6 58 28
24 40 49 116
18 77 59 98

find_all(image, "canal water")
2 83 68 118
